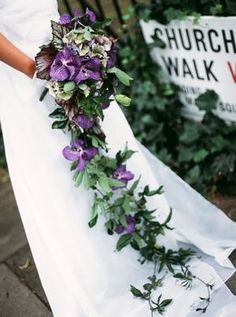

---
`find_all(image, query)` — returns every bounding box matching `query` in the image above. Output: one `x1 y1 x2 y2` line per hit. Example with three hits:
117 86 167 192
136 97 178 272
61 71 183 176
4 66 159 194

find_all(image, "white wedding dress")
0 1 236 316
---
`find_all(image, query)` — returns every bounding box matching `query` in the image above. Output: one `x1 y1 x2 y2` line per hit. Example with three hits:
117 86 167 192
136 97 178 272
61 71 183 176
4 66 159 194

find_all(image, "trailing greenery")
119 1 236 196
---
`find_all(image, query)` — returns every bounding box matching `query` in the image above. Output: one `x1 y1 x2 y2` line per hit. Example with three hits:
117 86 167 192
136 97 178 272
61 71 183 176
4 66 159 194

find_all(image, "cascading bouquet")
35 8 214 316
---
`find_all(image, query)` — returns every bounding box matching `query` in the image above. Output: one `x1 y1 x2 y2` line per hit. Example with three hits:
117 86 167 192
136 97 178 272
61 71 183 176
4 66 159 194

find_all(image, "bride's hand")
0 33 36 78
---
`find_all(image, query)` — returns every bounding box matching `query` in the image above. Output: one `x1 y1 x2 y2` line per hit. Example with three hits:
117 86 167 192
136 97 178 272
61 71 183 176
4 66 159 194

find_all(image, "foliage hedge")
119 0 236 196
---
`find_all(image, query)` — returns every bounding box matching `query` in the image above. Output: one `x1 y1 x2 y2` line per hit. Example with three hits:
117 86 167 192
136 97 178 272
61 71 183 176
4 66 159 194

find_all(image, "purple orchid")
114 215 136 234
62 139 98 171
107 47 117 69
74 57 102 84
50 47 80 81
50 48 102 84
59 13 72 26
74 114 95 129
112 165 134 189
125 215 136 234
74 9 82 18
85 8 96 23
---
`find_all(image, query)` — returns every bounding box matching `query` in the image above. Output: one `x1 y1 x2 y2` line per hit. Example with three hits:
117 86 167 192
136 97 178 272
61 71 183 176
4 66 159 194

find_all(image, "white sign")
141 17 236 122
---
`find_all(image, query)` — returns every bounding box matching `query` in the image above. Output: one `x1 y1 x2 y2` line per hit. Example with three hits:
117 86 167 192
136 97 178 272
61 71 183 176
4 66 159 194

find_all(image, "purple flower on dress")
74 114 95 129
75 57 102 84
115 225 125 234
62 139 98 171
112 165 134 189
50 47 80 81
85 8 96 23
59 13 72 26
114 215 136 234
125 215 136 234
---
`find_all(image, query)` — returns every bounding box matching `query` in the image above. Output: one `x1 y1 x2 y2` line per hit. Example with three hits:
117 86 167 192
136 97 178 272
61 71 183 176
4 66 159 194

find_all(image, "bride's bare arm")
0 33 36 78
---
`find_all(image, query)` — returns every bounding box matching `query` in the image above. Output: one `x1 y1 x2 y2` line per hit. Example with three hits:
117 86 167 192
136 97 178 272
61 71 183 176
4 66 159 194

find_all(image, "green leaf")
129 176 141 193
161 299 172 307
107 178 125 188
143 283 153 291
132 233 146 249
83 170 91 189
180 123 200 144
173 273 185 279
162 209 172 226
98 176 110 192
49 108 66 119
115 94 131 107
51 20 69 50
75 171 84 187
63 81 76 93
88 214 98 228
145 186 164 196
178 147 194 162
210 4 223 15
121 149 136 161
116 233 132 251
195 90 219 112
52 119 67 129
187 165 200 183
130 285 143 298
84 28 92 41
93 18 112 29
108 67 133 86
89 197 99 228
193 149 209 163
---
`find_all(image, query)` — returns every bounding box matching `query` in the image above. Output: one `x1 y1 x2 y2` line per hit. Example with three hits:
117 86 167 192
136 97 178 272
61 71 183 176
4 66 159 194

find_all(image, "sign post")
141 17 236 122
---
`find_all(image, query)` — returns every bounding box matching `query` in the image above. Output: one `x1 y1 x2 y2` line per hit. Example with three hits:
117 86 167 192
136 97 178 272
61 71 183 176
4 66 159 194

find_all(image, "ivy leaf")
93 17 112 29
52 119 68 129
108 67 133 86
89 196 99 228
98 176 110 192
63 81 76 93
132 232 146 249
195 90 219 112
49 107 66 119
145 186 164 196
193 149 209 163
130 285 144 298
83 170 91 189
88 214 98 228
116 233 132 251
129 176 141 193
107 178 125 188
180 123 200 144
173 273 185 279
115 94 132 107
75 171 84 187
161 299 172 307
83 28 93 41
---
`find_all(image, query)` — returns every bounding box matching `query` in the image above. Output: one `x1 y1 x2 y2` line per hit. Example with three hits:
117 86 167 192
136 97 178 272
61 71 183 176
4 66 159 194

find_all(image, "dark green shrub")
119 3 236 195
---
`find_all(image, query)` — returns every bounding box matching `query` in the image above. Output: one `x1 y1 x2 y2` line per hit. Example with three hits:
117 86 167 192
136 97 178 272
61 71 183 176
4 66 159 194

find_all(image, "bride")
0 0 236 316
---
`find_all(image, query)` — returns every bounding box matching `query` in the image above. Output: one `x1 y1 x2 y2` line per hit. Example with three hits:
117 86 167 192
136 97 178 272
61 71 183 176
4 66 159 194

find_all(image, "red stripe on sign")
227 62 236 83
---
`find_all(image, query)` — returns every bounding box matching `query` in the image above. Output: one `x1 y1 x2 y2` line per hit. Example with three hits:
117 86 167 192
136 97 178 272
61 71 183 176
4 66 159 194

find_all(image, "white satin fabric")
0 1 235 316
